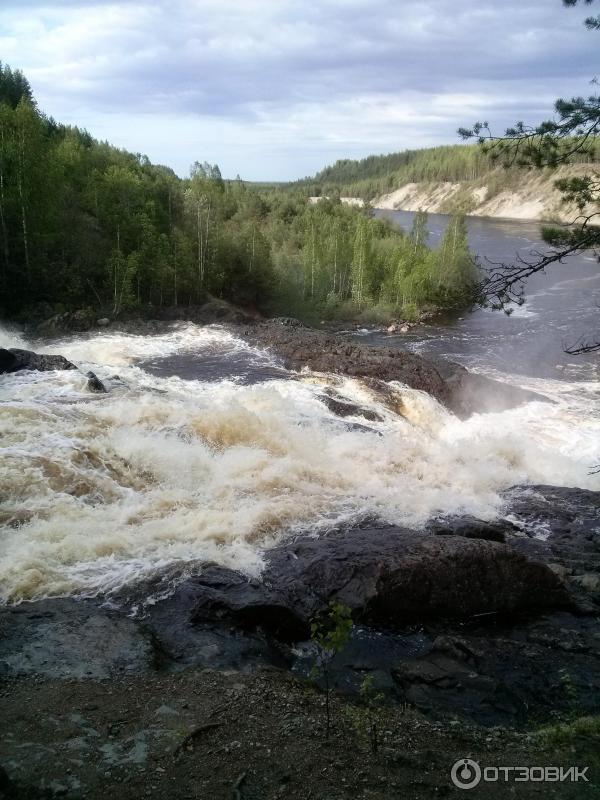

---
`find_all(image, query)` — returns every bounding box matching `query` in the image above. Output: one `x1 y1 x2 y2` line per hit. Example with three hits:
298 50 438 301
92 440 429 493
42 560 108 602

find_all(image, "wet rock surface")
318 388 384 421
0 486 598 731
0 347 76 374
390 613 600 726
194 527 568 639
504 485 600 610
0 600 156 679
86 370 107 393
236 319 545 417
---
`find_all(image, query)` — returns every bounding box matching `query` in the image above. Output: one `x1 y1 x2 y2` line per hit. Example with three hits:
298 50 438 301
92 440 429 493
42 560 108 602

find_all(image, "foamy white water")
1 322 599 602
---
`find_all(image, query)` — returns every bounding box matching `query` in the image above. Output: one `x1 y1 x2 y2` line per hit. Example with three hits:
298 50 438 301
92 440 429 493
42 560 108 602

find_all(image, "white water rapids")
1 320 599 603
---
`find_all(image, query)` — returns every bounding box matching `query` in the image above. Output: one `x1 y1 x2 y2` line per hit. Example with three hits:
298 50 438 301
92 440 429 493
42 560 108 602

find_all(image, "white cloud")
1 0 597 179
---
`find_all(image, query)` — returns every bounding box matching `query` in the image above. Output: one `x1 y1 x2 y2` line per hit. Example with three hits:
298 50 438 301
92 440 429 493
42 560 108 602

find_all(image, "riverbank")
2 665 598 800
372 164 597 223
1 482 599 798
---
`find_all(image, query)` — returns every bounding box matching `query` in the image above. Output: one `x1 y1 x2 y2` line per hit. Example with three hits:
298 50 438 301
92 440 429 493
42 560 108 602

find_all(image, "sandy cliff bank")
373 163 598 222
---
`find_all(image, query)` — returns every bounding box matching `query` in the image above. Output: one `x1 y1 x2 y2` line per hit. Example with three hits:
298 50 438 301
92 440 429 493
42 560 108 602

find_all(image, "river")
1 214 599 604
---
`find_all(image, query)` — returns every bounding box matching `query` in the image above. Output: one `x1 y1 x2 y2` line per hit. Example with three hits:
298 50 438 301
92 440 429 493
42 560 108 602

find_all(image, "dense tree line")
267 199 478 321
0 64 275 318
294 141 600 201
0 63 478 324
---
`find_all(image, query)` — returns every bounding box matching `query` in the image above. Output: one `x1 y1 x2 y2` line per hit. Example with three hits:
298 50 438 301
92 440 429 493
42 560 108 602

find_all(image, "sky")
0 0 597 181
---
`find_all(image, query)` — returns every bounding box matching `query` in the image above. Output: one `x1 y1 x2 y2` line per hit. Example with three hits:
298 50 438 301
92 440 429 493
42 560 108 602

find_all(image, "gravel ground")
1 666 598 800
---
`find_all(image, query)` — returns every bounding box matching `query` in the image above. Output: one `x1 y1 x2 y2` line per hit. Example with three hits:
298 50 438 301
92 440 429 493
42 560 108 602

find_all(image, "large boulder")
237 321 544 417
146 528 571 644
266 529 571 629
503 485 600 608
0 348 76 374
150 299 257 325
0 348 18 373
34 308 96 336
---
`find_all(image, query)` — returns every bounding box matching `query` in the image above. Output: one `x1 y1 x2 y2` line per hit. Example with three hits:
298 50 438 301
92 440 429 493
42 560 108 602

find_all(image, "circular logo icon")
451 759 482 790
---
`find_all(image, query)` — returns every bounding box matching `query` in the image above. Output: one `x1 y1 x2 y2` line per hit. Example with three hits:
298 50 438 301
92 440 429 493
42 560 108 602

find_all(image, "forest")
0 63 479 325
296 140 600 201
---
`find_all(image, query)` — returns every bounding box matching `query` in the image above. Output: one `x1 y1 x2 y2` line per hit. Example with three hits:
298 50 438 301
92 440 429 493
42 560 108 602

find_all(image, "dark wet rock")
69 308 96 331
149 299 256 325
28 298 258 339
86 371 107 393
0 348 76 374
270 316 305 327
342 421 383 435
0 349 18 373
129 567 292 670
189 566 306 640
0 763 55 799
237 320 544 417
141 528 571 647
503 485 600 609
195 299 256 324
378 485 600 724
392 650 511 721
34 308 96 336
267 529 571 630
0 486 596 729
427 516 513 543
0 765 13 797
391 613 600 726
319 390 384 422
0 599 156 679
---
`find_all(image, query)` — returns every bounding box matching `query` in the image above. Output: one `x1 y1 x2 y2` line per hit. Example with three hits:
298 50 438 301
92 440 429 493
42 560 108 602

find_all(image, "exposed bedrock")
0 347 76 374
236 319 546 417
153 528 571 644
0 487 598 726
0 600 156 680
503 484 600 609
111 486 600 651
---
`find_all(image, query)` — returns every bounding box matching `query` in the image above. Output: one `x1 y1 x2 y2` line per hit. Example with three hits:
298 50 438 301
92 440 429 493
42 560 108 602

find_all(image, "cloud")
1 0 597 179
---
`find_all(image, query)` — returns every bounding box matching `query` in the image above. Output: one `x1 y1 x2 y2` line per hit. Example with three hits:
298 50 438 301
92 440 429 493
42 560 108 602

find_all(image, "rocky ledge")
0 347 76 374
236 319 545 417
2 486 598 730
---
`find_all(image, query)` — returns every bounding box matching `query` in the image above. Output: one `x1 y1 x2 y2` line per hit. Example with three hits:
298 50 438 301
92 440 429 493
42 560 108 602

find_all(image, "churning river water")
1 212 599 603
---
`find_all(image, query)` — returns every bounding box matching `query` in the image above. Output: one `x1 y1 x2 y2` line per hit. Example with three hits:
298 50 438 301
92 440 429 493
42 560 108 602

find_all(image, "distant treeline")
292 141 600 200
0 62 478 324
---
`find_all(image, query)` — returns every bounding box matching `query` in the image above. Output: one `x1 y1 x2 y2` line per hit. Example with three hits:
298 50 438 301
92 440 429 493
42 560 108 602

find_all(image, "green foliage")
291 140 600 203
559 668 580 717
359 675 385 754
0 73 277 316
310 601 353 665
0 62 33 109
340 675 387 755
294 145 495 200
267 201 478 322
563 0 600 31
537 714 600 747
0 62 480 323
310 601 353 739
